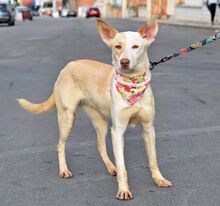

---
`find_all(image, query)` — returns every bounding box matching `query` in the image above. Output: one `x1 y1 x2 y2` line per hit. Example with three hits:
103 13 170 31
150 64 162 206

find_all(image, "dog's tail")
16 94 55 114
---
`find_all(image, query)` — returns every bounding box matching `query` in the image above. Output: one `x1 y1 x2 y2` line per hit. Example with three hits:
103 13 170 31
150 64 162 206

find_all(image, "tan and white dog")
17 19 172 200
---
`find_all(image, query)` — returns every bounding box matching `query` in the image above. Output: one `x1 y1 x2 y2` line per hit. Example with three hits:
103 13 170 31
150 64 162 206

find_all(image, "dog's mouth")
119 68 132 74
120 66 130 71
119 66 136 74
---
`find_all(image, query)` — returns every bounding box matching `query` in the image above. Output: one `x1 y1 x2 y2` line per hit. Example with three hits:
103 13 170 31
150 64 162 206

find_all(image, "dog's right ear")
97 19 118 46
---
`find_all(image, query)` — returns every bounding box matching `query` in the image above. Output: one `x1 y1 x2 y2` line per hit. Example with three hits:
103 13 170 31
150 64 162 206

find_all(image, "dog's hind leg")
81 105 117 176
56 109 75 179
141 122 172 187
54 75 82 179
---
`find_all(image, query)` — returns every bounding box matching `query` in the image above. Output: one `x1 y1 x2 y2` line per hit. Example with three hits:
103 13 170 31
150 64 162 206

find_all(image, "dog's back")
17 59 113 118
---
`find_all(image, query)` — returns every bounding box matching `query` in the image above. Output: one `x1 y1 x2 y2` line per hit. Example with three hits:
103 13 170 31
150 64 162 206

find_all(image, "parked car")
15 6 33 21
67 9 77 17
60 8 68 17
29 6 40 16
86 7 100 18
40 1 52 16
0 3 15 26
60 8 77 17
39 7 52 16
31 9 40 17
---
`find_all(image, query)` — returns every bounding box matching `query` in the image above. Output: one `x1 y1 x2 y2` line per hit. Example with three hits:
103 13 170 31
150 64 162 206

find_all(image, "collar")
114 69 151 105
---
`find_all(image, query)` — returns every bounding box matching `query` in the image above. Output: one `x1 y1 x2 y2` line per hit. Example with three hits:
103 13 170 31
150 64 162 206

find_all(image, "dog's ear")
137 18 158 45
97 19 118 46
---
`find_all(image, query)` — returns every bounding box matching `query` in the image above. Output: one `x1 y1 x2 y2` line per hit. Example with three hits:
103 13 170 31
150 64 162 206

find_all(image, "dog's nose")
120 58 130 68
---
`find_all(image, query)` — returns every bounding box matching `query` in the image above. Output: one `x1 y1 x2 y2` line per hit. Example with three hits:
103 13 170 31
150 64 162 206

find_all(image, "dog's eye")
132 45 139 49
115 45 122 50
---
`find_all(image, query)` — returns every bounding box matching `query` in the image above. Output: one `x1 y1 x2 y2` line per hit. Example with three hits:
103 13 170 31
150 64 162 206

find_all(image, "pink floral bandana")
115 70 151 105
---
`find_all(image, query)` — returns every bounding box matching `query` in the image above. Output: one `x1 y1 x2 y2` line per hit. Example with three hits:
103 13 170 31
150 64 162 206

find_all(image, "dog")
17 19 172 200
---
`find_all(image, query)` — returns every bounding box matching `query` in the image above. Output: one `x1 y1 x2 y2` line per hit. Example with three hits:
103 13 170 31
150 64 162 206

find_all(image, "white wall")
0 0 15 4
184 0 203 7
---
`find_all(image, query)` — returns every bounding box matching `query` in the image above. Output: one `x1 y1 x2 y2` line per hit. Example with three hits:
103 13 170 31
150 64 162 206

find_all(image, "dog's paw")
154 178 172 188
116 190 133 200
59 169 73 179
108 165 117 176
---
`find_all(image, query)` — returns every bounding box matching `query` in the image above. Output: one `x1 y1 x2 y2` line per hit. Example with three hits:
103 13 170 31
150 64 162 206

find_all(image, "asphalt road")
0 17 220 206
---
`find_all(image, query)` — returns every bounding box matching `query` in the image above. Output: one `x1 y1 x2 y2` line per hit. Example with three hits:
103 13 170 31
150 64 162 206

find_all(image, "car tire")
8 21 15 26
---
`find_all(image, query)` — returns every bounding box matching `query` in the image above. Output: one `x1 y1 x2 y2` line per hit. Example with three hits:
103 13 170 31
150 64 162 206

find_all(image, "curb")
159 19 220 30
130 17 220 30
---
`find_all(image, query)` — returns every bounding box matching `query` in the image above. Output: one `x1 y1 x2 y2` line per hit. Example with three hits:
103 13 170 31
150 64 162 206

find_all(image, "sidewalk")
160 4 220 29
134 4 220 30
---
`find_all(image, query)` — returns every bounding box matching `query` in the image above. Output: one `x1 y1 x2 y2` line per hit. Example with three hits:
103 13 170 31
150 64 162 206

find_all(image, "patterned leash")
150 32 220 70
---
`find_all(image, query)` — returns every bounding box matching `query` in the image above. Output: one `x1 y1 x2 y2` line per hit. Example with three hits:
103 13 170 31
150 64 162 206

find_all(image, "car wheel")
8 21 15 26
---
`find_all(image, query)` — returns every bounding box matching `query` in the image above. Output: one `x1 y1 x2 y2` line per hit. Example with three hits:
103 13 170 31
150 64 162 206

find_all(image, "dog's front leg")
141 122 172 188
111 120 133 200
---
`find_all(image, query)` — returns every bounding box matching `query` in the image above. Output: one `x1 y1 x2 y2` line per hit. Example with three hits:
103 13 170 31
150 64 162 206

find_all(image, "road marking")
157 125 220 139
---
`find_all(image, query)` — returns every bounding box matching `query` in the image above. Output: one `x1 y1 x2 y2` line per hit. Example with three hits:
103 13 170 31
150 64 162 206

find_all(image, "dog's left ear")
137 18 158 45
97 18 118 46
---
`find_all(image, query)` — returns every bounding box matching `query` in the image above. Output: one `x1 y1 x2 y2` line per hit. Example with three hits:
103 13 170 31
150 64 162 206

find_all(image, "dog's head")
97 19 158 73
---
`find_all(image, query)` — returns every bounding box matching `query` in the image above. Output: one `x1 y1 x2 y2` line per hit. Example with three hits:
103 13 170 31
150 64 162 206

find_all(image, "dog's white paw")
116 190 133 200
59 169 73 179
154 178 172 188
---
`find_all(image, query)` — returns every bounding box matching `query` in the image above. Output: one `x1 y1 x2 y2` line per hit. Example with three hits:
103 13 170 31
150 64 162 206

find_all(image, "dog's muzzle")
120 58 130 70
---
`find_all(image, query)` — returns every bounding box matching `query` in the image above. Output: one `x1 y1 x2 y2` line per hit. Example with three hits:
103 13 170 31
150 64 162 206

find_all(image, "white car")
60 8 68 17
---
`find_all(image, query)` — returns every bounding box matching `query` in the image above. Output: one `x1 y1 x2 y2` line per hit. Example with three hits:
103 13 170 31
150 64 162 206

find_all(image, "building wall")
128 0 146 7
21 0 32 6
176 0 203 7
78 0 94 7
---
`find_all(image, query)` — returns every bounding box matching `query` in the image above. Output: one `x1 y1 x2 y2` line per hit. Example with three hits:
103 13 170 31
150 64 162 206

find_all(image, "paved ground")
0 17 220 206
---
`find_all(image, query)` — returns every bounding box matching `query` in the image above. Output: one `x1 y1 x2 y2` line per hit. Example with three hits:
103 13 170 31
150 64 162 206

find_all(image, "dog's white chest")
111 77 155 123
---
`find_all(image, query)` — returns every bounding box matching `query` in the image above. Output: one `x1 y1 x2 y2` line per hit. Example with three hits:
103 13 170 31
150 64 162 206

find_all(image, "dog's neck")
113 52 151 105
114 52 150 78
